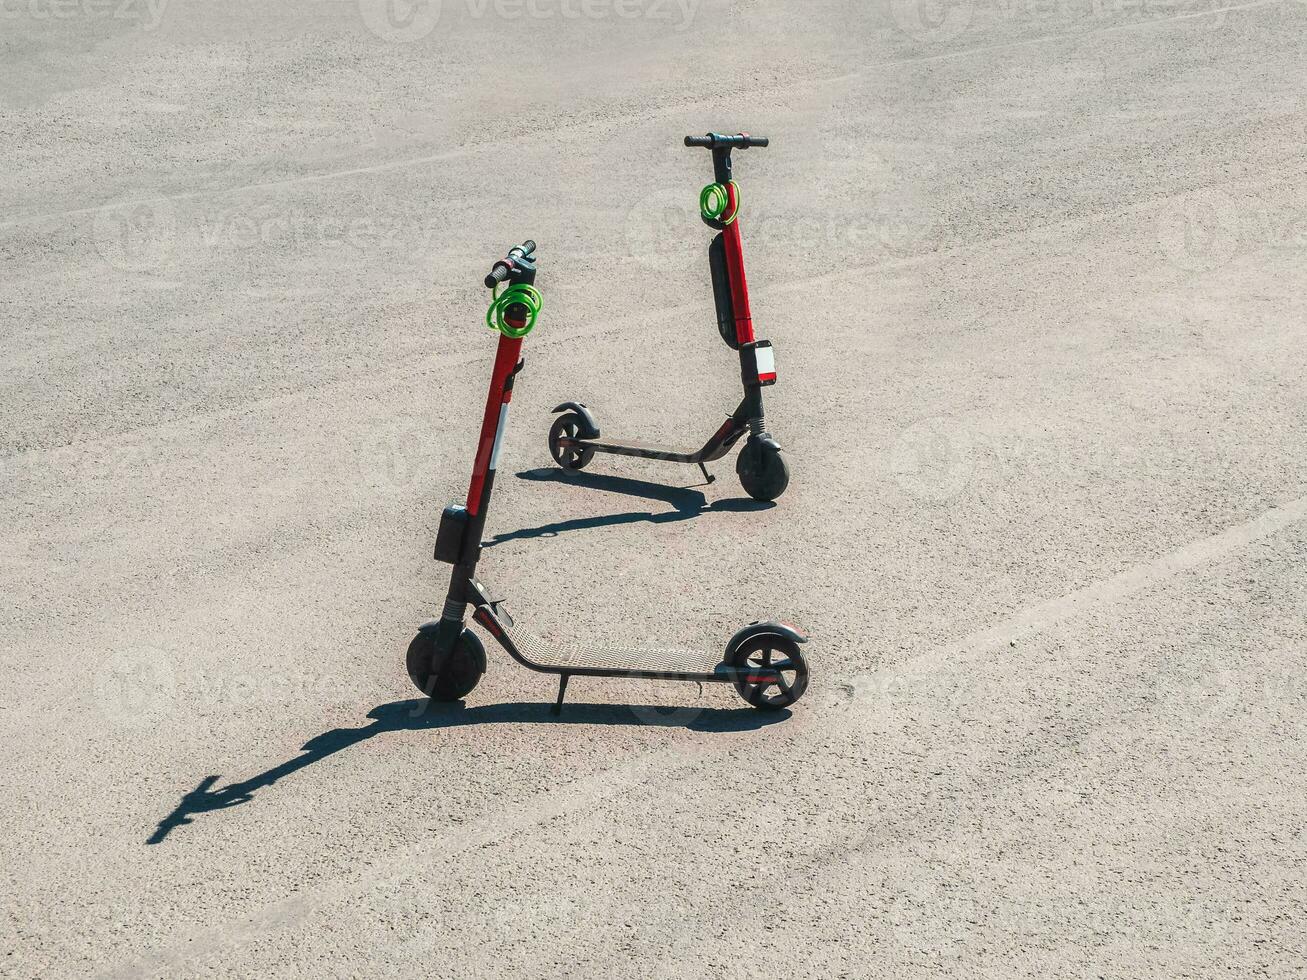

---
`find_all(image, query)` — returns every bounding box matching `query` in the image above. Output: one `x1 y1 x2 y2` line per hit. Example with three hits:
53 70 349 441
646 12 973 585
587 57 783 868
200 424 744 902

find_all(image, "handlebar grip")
484 240 536 288
684 133 770 150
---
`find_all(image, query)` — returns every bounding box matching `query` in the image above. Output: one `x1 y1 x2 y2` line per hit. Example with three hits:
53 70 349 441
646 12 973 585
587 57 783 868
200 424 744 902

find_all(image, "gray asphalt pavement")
3 0 1306 976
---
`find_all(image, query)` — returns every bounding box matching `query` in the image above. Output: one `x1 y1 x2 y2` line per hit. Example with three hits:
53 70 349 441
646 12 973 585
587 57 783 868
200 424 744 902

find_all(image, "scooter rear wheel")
727 635 809 710
407 628 487 702
549 413 596 471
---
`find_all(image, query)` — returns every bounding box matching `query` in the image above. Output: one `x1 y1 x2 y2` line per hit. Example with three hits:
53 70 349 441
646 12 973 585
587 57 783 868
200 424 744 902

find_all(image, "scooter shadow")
147 697 788 845
483 469 772 548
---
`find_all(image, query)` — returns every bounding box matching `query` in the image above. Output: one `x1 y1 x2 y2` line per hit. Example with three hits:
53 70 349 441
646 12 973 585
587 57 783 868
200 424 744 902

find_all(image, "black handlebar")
685 133 770 150
485 240 536 288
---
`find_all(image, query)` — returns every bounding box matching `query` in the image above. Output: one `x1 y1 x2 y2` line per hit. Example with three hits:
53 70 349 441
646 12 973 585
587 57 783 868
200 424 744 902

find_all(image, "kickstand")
552 674 570 716
698 462 715 485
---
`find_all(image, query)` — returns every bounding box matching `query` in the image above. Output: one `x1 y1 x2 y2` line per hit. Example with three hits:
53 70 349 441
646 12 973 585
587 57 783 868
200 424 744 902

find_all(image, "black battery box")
434 505 471 564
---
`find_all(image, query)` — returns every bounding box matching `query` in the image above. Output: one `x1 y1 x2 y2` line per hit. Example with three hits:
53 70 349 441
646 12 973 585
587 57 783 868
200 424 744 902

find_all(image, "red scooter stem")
721 183 756 347
466 332 524 517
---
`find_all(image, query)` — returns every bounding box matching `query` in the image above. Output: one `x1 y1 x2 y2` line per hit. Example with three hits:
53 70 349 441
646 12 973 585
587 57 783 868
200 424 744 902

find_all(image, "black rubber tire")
736 442 790 502
406 628 487 702
727 635 809 710
549 413 596 471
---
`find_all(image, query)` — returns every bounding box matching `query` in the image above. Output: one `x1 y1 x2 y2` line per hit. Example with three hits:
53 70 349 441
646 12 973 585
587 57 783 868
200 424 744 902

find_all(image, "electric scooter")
406 240 811 714
549 133 789 501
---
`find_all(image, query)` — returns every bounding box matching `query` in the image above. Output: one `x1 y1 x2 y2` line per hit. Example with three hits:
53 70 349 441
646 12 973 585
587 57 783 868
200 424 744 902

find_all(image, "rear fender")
551 402 600 439
724 621 809 661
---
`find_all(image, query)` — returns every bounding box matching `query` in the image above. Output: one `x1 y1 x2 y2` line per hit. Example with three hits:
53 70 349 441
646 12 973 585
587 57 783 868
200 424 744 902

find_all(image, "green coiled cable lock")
486 282 542 339
700 180 741 226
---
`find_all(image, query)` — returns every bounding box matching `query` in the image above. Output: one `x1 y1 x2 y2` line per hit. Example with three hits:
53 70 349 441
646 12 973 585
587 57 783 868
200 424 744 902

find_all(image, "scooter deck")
575 436 708 464
474 603 734 682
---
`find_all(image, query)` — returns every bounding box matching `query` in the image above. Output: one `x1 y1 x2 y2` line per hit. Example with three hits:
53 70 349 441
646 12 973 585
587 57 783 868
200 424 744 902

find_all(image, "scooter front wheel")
407 627 487 702
549 413 596 471
737 439 790 502
727 634 809 710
